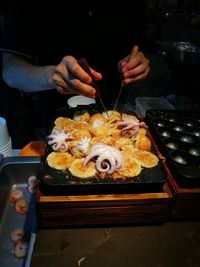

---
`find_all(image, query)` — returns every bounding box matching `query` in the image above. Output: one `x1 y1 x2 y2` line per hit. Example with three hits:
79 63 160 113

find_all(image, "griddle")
145 109 200 187
39 105 168 196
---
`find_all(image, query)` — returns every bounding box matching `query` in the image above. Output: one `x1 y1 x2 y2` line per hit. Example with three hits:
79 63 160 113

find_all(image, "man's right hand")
51 55 102 98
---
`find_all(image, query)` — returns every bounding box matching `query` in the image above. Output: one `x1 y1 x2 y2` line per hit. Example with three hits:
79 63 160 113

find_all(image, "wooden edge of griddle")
36 182 172 208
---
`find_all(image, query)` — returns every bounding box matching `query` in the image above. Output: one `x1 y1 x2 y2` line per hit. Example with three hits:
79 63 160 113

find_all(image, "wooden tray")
164 163 200 220
35 182 172 229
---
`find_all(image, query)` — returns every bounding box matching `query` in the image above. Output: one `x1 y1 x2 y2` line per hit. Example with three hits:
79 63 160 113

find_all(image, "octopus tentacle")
83 142 124 174
96 153 116 173
48 129 74 152
117 117 147 136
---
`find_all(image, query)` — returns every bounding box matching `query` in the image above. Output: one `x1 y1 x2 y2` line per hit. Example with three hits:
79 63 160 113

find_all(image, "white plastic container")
67 95 96 108
135 97 174 118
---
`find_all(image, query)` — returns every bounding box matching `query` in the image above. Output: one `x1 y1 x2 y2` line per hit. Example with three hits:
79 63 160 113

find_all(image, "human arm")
2 53 101 98
2 53 56 92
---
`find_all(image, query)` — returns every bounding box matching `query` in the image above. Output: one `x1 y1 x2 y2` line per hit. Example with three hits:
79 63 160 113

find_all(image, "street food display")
41 108 167 195
46 110 158 178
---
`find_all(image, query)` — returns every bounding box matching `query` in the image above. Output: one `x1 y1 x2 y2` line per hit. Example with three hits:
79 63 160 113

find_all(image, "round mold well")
160 130 171 138
152 118 165 127
190 130 200 138
157 121 165 127
183 121 195 127
165 141 178 150
173 125 185 132
188 147 200 157
168 117 177 123
171 151 189 165
179 135 194 144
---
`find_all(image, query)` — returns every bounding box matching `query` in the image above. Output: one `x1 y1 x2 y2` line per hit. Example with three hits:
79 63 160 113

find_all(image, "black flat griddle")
145 110 200 188
39 106 168 196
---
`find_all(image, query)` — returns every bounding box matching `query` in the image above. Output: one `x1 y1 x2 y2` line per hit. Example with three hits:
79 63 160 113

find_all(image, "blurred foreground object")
19 141 46 156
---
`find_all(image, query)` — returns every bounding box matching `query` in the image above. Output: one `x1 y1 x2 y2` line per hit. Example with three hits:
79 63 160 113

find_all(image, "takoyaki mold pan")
145 110 200 187
39 106 168 196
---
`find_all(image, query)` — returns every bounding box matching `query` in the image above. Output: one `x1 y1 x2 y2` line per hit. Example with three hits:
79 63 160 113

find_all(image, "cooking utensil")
113 45 139 110
78 58 108 115
145 109 200 187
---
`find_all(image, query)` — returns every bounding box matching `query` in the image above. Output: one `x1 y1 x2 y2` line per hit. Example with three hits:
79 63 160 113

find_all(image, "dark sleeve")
1 0 34 58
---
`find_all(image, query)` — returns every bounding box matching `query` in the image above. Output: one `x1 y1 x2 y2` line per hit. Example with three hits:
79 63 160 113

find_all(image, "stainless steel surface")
0 157 42 267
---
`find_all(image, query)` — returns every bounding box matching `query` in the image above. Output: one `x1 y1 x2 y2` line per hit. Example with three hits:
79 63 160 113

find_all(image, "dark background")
0 0 200 148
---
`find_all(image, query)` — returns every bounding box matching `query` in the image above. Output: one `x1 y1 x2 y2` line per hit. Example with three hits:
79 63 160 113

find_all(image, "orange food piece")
19 141 46 156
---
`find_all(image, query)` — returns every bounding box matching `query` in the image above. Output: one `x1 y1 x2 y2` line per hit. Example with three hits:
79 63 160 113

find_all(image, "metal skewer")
78 58 108 116
113 45 139 111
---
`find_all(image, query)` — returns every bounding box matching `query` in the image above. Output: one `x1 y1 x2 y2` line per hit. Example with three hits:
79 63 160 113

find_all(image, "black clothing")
1 0 146 147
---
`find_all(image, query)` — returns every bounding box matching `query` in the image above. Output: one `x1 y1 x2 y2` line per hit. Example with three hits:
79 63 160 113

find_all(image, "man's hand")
51 55 102 98
119 49 150 85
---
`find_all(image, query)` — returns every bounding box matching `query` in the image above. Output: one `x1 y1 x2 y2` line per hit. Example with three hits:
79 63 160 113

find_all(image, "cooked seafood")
83 142 124 174
10 228 25 243
117 116 147 136
13 242 28 258
27 175 39 194
9 189 23 203
27 175 38 187
48 129 74 152
15 198 28 215
46 110 159 179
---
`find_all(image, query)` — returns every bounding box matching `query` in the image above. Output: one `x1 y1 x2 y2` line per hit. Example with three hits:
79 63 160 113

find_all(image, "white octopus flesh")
117 117 147 135
83 142 124 174
76 137 91 153
48 129 74 152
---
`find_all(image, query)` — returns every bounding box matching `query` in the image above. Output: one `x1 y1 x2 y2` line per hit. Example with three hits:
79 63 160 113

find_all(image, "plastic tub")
135 97 174 118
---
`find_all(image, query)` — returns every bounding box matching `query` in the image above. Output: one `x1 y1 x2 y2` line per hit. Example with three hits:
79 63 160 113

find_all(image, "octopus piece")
15 198 28 215
83 142 124 174
48 129 74 152
117 117 147 136
27 175 39 194
27 175 38 187
10 228 26 243
8 189 23 203
76 137 91 153
69 137 91 158
13 241 28 259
